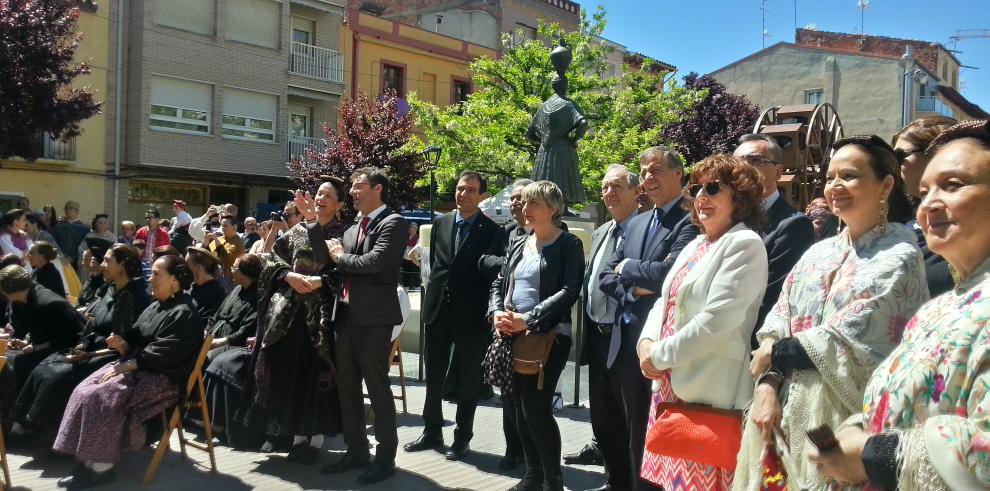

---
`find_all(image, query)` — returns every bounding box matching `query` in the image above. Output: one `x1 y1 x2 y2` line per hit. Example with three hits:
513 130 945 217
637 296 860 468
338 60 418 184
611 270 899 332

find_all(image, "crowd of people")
0 116 989 491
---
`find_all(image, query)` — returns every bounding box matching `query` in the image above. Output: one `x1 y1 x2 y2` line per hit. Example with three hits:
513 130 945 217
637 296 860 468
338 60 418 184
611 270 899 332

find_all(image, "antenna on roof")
857 0 870 37
761 0 773 48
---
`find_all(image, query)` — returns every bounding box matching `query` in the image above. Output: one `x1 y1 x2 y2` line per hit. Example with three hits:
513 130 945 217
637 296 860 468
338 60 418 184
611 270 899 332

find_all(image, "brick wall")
795 28 941 76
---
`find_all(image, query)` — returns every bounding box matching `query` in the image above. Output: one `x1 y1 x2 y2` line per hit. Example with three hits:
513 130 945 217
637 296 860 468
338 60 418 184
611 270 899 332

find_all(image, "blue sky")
592 0 989 112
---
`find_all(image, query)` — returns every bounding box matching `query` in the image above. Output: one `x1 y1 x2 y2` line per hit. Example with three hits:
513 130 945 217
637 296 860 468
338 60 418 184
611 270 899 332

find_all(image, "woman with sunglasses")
636 155 768 490
892 116 957 297
735 135 929 490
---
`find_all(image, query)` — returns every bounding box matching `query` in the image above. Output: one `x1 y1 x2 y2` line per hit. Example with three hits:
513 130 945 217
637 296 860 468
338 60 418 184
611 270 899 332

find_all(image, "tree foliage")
407 7 700 201
0 0 102 159
660 72 761 166
289 90 424 219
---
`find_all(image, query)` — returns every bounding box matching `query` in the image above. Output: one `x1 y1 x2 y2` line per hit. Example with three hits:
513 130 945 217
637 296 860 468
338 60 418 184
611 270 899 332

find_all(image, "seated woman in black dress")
52 254 204 488
10 244 151 441
25 241 65 297
185 246 227 320
200 253 261 447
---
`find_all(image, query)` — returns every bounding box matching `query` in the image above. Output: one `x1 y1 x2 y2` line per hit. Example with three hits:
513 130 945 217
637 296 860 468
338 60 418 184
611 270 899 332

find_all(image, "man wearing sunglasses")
733 134 814 348
599 146 699 491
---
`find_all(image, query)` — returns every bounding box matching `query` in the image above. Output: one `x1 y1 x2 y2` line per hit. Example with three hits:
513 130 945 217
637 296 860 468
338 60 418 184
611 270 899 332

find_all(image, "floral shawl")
735 223 928 490
859 256 990 490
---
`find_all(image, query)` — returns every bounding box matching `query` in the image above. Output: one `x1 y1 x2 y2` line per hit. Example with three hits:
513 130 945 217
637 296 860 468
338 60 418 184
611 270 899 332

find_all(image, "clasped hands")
285 272 323 295
636 339 663 380
492 311 528 337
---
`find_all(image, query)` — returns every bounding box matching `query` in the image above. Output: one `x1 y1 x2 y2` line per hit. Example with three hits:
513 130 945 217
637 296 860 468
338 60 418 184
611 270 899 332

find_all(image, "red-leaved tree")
288 90 424 220
660 72 760 165
0 0 102 159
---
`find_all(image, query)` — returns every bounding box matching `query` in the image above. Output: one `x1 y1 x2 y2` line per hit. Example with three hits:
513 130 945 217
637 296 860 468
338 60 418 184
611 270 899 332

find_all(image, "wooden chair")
0 355 11 490
143 335 217 485
390 338 408 414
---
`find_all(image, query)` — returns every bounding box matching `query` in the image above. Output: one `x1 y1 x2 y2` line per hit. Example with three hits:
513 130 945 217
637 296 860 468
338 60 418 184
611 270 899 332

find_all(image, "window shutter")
153 0 214 36
151 77 212 112
226 0 280 49
224 89 277 122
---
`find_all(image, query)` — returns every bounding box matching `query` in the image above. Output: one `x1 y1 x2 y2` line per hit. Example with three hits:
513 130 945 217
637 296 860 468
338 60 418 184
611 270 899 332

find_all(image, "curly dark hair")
155 254 194 290
234 253 263 281
683 154 767 234
29 241 59 261
109 244 145 279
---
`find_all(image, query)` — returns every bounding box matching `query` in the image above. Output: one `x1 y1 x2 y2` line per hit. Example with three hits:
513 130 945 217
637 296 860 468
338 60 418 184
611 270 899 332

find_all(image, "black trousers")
502 389 522 457
422 310 486 441
334 306 397 462
513 335 571 482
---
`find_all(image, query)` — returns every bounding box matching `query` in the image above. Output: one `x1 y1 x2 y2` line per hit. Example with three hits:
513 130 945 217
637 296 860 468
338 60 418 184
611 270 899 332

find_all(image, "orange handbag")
644 402 743 471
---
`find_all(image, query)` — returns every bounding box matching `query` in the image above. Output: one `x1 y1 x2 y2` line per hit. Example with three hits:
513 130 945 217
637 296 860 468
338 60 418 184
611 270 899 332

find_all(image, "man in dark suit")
599 146 699 491
320 167 408 484
734 134 815 347
581 165 641 491
404 171 501 461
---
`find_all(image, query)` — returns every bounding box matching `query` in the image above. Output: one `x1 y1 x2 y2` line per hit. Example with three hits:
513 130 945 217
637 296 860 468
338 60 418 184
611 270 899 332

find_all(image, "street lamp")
418 145 441 381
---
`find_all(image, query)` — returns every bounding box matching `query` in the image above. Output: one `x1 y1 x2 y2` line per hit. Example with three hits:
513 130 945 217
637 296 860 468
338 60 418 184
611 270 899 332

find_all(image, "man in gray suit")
320 167 408 484
580 165 641 491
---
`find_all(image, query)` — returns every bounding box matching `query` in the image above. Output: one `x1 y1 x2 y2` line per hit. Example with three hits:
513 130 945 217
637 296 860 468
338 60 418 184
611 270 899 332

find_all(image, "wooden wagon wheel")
753 106 779 133
805 103 842 202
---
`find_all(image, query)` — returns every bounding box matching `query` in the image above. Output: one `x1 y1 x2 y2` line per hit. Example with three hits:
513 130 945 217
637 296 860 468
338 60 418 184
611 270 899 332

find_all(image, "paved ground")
4 354 603 490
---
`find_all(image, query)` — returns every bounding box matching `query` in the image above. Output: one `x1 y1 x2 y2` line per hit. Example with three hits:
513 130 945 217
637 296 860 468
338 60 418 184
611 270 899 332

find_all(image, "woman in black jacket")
25 241 65 297
12 245 151 440
52 254 204 488
488 181 584 491
185 246 227 320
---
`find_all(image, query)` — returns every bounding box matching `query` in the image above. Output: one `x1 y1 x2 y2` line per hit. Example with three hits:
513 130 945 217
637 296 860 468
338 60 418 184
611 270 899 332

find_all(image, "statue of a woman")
526 73 588 204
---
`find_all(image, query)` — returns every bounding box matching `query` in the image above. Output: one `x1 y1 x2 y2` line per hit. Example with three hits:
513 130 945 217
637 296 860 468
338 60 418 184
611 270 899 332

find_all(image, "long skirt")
641 377 734 490
53 364 179 463
14 351 116 437
203 347 262 448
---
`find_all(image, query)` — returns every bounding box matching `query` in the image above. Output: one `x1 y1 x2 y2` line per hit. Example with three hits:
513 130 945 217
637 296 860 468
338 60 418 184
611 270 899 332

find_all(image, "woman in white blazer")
636 155 769 491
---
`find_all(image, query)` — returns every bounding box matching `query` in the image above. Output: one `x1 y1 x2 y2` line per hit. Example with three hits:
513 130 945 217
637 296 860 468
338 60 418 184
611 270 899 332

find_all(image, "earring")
877 197 888 234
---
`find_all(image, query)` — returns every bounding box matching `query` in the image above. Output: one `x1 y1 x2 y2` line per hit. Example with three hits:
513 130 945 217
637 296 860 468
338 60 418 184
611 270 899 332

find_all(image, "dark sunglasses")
687 181 725 198
741 155 777 167
892 147 923 162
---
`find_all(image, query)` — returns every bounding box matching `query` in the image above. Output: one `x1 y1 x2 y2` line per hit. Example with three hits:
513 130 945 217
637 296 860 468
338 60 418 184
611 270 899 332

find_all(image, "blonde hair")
521 181 565 224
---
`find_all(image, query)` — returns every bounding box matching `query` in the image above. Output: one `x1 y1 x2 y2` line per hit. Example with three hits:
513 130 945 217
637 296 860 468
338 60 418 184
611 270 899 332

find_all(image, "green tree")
406 7 700 201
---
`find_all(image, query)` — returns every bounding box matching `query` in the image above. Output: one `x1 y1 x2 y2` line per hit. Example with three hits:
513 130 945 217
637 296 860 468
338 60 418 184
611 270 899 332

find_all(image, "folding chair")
0 355 11 490
389 339 408 414
143 335 217 485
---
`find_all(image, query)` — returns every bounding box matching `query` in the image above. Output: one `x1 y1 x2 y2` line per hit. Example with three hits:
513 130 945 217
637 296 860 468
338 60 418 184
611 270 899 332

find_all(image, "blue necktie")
644 208 663 248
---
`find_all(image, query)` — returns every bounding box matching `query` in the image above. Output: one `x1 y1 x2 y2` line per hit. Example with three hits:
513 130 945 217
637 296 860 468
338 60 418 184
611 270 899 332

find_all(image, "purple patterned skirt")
53 364 179 463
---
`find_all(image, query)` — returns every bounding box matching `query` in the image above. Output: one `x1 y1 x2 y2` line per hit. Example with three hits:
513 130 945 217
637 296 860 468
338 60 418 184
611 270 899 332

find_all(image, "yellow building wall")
0 7 108 217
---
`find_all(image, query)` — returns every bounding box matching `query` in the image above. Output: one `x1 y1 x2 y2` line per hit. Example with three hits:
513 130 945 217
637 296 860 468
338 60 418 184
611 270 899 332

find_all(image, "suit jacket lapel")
584 224 609 297
646 201 683 257
452 214 485 261
359 207 392 253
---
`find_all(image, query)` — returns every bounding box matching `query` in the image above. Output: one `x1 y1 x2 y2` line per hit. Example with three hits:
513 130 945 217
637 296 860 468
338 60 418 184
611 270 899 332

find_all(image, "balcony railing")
290 42 344 84
35 132 76 161
288 135 327 162
917 96 954 118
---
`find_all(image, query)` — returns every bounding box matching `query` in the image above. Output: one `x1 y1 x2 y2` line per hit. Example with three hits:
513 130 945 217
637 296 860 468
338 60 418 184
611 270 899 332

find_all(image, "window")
223 88 276 142
511 23 536 46
288 104 312 137
225 0 279 49
150 77 211 135
382 64 405 97
805 89 823 105
153 0 214 35
453 80 472 104
291 17 314 45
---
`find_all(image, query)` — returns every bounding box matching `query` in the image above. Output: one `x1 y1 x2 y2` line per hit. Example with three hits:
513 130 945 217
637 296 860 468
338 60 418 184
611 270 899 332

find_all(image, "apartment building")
106 0 346 223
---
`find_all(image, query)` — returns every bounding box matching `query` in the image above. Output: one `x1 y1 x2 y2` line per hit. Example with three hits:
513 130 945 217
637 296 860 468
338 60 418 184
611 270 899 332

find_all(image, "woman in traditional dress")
199 253 260 447
11 245 150 441
735 135 930 490
0 209 34 268
77 214 116 280
637 155 769 490
525 75 588 205
488 181 584 491
239 178 346 463
26 241 66 297
52 254 204 488
184 246 227 320
810 120 990 490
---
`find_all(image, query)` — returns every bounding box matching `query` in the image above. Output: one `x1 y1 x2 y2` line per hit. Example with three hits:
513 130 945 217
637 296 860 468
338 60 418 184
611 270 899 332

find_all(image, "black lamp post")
418 146 441 381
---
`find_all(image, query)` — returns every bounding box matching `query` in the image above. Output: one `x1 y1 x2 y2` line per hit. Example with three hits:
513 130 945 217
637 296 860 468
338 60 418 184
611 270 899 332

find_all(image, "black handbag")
482 328 514 390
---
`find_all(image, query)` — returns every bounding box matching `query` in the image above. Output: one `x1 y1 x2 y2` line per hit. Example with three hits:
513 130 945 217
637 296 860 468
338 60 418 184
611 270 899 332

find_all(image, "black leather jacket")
488 231 584 334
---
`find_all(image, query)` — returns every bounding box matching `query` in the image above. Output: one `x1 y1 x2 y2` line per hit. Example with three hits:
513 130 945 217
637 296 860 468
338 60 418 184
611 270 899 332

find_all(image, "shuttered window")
223 88 277 142
225 0 280 49
150 77 212 135
152 0 214 36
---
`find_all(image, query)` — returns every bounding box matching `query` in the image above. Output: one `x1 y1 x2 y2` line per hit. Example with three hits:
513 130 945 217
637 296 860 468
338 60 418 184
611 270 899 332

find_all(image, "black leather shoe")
321 452 371 474
357 459 396 484
563 443 604 465
444 439 470 461
286 441 308 462
498 453 523 470
403 432 444 452
57 467 116 489
508 472 544 491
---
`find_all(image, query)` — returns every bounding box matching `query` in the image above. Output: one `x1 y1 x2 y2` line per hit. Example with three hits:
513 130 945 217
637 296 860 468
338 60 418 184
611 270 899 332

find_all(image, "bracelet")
757 368 785 388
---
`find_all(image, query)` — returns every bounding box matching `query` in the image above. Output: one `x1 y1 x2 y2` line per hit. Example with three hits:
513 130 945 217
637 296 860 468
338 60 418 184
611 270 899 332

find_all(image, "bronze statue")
526 42 588 204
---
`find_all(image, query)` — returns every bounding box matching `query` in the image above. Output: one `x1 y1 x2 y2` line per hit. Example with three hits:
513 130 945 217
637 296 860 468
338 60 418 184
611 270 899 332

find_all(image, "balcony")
288 135 327 162
35 132 76 161
289 42 344 84
917 96 954 118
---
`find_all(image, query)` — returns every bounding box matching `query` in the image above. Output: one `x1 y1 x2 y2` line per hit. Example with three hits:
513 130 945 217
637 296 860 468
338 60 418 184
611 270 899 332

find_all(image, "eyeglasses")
687 181 725 198
742 155 778 167
893 148 923 162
